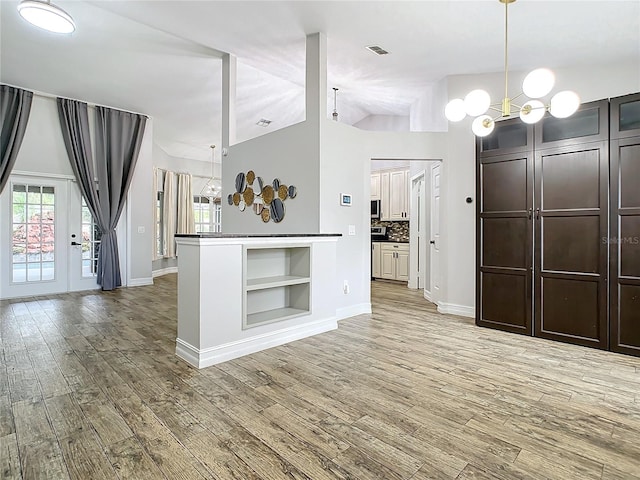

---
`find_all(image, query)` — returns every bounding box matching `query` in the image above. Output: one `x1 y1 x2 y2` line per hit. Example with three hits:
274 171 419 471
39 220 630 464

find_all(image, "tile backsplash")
372 220 409 242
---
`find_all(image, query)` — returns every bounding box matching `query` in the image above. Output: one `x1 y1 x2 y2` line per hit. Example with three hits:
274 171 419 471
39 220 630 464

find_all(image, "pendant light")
444 0 580 136
332 87 339 121
201 145 221 200
17 0 76 34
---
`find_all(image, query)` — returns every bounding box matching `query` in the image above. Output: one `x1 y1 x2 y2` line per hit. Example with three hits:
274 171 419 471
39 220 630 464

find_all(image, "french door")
0 175 99 299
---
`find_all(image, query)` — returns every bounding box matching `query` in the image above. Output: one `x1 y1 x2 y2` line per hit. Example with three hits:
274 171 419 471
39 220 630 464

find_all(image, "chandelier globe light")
201 145 221 200
444 0 580 137
17 0 76 34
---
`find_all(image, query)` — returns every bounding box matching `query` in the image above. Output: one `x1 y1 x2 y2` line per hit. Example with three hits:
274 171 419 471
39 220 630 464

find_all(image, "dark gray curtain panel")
1 85 33 193
94 106 147 290
57 98 147 291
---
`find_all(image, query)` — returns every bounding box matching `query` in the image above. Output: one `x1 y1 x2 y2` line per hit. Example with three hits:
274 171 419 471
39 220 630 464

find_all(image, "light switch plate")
137 226 145 234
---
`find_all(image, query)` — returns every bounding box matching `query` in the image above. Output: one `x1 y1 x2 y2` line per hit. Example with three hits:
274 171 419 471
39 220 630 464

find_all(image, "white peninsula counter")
174 233 341 368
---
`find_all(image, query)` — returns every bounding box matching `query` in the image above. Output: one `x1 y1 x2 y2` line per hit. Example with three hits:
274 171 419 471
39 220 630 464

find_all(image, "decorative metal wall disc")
235 172 246 193
232 192 241 206
262 185 274 204
246 170 255 185
261 208 270 222
243 186 255 206
272 178 280 190
288 185 297 198
270 198 285 223
278 185 288 200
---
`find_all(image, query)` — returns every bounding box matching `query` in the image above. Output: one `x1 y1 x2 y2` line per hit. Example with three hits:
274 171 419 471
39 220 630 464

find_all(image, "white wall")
319 120 447 317
222 120 320 234
354 115 410 132
7 93 154 287
410 78 449 133
441 60 640 316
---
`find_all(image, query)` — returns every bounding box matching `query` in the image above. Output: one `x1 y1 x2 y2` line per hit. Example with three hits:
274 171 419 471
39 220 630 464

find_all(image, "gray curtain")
1 85 33 193
57 98 147 291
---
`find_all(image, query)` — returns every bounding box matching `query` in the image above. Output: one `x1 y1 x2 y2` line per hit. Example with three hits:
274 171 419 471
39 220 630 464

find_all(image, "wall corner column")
222 53 237 150
305 33 327 125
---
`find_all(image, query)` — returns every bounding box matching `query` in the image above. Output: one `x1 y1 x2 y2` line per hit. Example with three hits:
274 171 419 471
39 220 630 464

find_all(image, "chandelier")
444 0 580 137
201 145 221 199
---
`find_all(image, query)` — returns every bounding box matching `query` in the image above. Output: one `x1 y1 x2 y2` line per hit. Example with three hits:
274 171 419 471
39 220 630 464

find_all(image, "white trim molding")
336 303 371 321
127 277 153 287
437 302 475 318
176 317 338 368
424 289 433 303
152 266 178 278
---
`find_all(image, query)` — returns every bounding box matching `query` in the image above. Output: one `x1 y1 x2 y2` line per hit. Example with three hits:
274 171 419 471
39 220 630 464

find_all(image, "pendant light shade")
444 98 467 122
472 115 495 137
464 89 491 116
17 0 75 34
522 68 555 99
549 91 581 118
519 100 546 124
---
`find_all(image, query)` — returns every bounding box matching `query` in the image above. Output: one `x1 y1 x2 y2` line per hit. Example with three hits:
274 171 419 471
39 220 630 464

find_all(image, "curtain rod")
2 82 151 119
155 167 215 180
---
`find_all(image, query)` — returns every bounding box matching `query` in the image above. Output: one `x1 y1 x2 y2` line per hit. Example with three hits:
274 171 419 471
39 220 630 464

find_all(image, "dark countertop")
372 239 410 244
175 233 342 238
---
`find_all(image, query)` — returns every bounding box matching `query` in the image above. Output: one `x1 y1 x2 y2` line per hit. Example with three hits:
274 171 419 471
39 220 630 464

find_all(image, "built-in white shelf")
243 245 312 329
246 275 311 291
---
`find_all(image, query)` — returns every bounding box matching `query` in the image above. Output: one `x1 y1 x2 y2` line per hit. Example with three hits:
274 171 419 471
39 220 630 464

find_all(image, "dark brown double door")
477 103 609 350
610 93 640 355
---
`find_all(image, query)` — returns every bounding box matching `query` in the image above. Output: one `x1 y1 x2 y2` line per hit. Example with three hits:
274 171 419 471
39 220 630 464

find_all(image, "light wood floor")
2 276 640 479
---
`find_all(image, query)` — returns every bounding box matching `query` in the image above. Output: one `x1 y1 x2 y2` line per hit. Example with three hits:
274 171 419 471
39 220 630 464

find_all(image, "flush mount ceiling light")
17 0 76 34
256 118 272 127
444 0 580 137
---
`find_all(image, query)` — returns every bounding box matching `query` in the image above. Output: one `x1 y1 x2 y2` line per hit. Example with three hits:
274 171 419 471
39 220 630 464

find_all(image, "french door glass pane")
12 183 56 283
81 199 99 277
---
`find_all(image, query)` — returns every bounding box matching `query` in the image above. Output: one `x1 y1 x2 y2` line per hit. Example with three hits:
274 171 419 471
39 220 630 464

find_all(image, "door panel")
541 150 601 209
430 163 441 304
542 216 600 273
541 277 600 339
535 142 608 349
1 177 69 298
380 249 395 279
481 272 528 329
477 151 533 335
610 135 640 355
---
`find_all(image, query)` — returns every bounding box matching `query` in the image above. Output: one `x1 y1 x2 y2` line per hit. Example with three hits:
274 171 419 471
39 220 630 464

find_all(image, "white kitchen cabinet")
372 242 382 278
377 167 410 221
371 172 381 200
377 243 410 282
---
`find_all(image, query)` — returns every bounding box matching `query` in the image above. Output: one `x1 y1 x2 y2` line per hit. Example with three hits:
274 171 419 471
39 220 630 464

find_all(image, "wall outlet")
348 225 356 236
343 280 350 294
137 226 145 234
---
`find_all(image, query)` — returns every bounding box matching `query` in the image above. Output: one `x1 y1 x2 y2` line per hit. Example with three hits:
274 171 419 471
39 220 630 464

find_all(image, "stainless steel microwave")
371 200 380 219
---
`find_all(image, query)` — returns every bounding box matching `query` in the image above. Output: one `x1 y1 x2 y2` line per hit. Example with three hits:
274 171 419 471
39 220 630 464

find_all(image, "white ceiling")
2 1 639 162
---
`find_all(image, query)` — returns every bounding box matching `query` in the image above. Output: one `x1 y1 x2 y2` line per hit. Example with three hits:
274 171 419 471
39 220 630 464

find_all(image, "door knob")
71 241 81 246
430 240 435 244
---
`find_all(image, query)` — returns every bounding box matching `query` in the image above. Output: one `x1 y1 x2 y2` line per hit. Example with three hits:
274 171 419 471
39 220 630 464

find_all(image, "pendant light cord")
504 0 509 102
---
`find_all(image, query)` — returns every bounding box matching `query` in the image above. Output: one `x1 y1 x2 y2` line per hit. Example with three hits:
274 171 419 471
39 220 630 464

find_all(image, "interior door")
1 176 70 299
477 152 533 335
610 135 640 355
610 93 640 355
534 141 609 349
430 163 441 305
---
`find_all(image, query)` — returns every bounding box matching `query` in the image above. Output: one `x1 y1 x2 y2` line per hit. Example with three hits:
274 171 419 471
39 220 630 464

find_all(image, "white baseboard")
437 302 475 318
176 317 338 369
127 277 153 287
424 289 433 303
152 266 178 278
336 303 371 321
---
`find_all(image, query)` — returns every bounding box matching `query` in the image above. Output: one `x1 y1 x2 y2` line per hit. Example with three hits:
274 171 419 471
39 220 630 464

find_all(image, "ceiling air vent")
256 118 272 127
366 45 389 55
